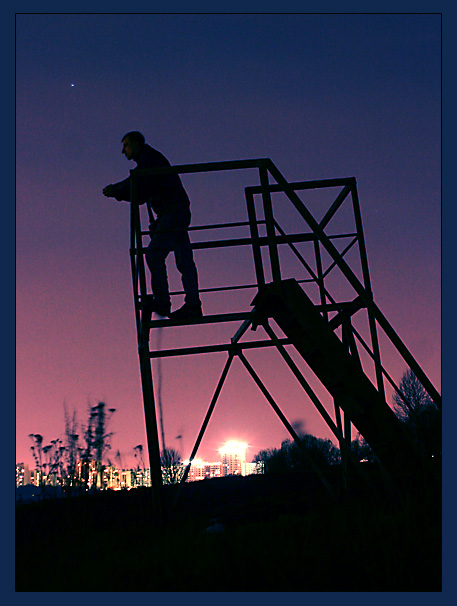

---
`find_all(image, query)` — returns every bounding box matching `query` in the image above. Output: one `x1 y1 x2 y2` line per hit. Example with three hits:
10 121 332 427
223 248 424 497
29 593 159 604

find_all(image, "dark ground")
15 464 442 591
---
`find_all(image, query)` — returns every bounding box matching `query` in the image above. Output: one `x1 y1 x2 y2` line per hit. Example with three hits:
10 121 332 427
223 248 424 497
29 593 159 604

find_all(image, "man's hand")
103 184 115 197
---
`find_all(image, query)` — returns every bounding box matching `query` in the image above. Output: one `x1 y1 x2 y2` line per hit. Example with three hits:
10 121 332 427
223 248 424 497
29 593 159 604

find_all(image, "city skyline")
16 14 441 470
16 439 262 494
18 434 258 468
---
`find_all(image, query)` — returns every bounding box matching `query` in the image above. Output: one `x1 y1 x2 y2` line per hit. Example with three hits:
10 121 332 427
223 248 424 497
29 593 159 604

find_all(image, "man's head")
121 131 145 161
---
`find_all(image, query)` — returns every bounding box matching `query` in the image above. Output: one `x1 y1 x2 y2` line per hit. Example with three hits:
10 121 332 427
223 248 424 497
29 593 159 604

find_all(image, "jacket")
110 144 190 215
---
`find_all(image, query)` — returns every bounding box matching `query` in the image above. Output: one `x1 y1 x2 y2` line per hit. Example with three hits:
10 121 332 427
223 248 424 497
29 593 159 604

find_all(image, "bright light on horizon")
218 441 249 455
183 458 203 466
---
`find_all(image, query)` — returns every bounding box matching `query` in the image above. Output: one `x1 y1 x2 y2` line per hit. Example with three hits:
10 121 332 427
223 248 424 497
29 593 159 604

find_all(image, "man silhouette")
103 131 202 320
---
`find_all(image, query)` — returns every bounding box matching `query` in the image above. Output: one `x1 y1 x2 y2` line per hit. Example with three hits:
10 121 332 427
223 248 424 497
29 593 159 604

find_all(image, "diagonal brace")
236 350 335 499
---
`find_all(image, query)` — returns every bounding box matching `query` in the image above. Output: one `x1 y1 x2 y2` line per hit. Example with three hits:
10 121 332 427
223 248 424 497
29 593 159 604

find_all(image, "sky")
16 13 441 470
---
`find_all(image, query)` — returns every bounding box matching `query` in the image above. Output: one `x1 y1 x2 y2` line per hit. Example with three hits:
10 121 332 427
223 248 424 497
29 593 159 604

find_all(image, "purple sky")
16 14 441 469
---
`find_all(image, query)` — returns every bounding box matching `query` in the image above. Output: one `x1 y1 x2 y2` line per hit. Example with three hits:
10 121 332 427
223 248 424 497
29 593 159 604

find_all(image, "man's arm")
102 177 131 201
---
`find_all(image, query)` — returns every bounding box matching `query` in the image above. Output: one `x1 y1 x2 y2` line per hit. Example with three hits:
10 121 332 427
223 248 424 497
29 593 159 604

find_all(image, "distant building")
183 459 205 482
182 442 258 481
16 463 39 487
219 441 248 476
245 461 259 476
183 459 223 481
16 463 28 487
204 461 223 479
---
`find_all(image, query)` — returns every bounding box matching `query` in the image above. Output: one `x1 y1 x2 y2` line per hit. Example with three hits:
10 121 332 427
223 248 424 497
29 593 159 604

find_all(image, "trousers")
145 206 200 306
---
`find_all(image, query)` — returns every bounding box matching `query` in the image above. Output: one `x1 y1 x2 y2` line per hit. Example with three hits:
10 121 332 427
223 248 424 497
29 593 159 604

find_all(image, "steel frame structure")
129 158 441 518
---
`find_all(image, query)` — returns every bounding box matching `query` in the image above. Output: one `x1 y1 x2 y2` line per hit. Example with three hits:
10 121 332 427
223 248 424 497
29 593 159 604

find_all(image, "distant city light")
183 458 203 467
219 441 248 455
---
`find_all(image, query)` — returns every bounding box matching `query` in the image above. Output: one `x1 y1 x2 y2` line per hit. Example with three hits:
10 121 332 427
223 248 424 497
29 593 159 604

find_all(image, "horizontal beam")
189 220 266 232
148 311 250 328
190 231 357 250
191 232 319 250
245 176 356 195
154 278 315 299
148 337 291 358
131 158 270 178
135 231 358 252
147 300 365 329
141 220 266 236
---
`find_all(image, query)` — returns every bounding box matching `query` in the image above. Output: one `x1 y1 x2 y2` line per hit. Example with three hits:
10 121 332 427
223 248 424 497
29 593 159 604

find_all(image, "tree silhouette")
43 438 64 481
29 434 64 496
67 401 116 490
133 444 146 487
62 405 81 493
254 435 340 475
350 432 376 463
160 447 184 484
134 444 145 468
25 401 117 494
91 402 116 488
393 369 441 458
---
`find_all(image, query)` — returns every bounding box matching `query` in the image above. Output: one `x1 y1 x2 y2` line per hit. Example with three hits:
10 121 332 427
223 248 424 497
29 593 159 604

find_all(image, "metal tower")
128 158 441 518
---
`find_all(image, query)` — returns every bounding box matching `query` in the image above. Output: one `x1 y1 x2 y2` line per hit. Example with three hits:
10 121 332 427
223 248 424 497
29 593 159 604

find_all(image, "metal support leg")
259 165 281 284
138 338 164 521
245 188 265 288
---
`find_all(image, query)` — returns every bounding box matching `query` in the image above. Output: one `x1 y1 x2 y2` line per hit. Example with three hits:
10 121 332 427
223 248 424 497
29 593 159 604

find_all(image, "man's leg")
170 231 202 319
168 207 202 319
146 207 202 320
174 231 200 306
144 216 175 315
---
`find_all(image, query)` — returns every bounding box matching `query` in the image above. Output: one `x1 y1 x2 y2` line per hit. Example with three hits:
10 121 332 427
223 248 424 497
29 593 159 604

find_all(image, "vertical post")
130 213 140 331
333 398 349 491
130 171 164 521
245 188 265 289
130 201 142 339
350 182 386 400
339 319 358 493
130 171 149 307
138 342 164 520
259 164 281 284
314 239 328 322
